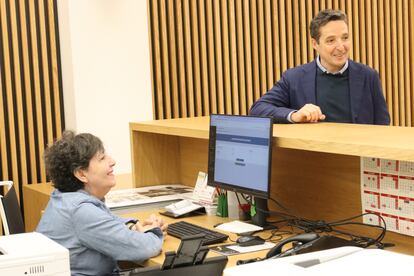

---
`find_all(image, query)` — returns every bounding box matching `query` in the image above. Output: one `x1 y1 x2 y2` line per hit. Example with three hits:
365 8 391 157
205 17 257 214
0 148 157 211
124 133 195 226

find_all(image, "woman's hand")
137 214 168 234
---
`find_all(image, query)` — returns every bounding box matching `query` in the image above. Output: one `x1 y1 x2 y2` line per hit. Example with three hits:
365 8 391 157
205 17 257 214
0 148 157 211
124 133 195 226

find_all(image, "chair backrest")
0 181 25 235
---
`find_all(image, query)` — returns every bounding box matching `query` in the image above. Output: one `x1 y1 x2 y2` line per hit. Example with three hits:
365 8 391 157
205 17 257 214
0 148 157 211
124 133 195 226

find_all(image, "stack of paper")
215 220 263 234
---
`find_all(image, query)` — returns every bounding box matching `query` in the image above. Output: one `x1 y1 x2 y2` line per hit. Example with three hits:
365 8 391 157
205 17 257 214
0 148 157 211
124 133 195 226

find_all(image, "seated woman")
37 131 167 276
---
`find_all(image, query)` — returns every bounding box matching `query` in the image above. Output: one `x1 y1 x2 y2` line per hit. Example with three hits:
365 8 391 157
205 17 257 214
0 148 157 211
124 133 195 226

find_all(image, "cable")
233 192 388 250
328 212 387 248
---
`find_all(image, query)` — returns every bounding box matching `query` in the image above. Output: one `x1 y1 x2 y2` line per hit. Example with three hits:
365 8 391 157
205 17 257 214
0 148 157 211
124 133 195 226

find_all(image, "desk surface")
130 116 414 161
123 210 273 268
23 182 270 268
122 209 414 269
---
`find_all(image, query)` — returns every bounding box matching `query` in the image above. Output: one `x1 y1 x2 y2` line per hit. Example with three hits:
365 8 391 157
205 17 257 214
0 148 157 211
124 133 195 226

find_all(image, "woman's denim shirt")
36 189 163 276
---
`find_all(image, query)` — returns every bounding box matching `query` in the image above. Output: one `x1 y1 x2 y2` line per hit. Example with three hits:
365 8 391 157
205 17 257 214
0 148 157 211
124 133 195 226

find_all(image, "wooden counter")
130 116 414 161
129 116 414 255
21 117 414 255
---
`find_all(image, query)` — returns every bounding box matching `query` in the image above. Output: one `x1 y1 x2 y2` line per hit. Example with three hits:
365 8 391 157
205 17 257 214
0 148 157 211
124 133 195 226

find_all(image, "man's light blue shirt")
36 189 163 276
316 55 349 75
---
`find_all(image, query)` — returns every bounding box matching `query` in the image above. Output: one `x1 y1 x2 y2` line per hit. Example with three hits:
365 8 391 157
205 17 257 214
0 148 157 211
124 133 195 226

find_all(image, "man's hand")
291 104 326 123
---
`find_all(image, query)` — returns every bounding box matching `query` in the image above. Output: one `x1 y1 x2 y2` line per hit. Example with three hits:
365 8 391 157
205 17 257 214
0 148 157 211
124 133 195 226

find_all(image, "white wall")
57 0 153 174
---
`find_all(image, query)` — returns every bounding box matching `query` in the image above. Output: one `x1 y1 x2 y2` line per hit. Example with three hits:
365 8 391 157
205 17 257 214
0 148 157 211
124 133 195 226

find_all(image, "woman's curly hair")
44 131 104 192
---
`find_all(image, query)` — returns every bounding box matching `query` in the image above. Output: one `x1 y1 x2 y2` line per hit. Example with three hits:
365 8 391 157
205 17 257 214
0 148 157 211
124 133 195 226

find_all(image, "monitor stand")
251 197 276 230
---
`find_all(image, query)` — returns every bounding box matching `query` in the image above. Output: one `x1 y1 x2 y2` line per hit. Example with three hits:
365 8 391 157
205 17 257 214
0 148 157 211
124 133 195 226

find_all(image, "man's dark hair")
44 131 104 192
310 9 348 43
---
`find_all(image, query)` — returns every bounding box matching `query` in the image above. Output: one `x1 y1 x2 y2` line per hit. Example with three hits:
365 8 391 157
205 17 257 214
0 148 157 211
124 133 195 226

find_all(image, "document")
210 242 275 256
105 184 194 210
215 220 263 234
191 172 216 204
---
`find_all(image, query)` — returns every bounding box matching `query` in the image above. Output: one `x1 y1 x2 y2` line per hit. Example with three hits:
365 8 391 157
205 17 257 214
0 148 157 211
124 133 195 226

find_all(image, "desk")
22 118 414 254
129 117 414 255
121 210 270 268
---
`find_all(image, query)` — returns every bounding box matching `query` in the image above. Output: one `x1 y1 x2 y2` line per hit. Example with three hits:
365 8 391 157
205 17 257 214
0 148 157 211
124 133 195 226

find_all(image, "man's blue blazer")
250 59 390 125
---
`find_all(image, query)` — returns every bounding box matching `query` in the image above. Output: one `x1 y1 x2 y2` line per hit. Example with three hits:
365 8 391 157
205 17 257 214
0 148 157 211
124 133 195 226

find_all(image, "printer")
0 232 70 275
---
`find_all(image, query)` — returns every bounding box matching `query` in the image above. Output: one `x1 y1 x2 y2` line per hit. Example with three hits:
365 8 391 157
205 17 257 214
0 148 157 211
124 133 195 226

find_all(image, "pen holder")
239 203 251 221
216 194 228 217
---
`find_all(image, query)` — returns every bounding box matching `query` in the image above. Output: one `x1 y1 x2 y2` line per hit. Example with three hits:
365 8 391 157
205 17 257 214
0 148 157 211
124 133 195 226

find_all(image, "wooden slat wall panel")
271 0 281 81
206 0 217 114
235 1 246 114
213 1 224 114
221 1 232 114
410 0 414 125
148 0 414 126
403 0 411 126
243 0 254 110
250 0 261 102
0 0 64 210
384 0 393 114
167 0 179 118
229 1 239 114
390 0 399 125
199 0 210 115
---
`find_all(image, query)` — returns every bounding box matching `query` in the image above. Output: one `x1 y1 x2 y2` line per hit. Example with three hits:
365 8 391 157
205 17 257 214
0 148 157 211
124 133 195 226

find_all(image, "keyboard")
167 221 228 245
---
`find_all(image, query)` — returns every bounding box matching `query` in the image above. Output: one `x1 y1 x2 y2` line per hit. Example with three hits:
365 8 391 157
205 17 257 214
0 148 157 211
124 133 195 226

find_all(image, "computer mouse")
236 235 265 247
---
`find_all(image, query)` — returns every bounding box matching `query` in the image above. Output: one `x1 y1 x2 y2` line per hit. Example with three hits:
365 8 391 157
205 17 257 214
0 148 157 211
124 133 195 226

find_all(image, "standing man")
250 9 390 125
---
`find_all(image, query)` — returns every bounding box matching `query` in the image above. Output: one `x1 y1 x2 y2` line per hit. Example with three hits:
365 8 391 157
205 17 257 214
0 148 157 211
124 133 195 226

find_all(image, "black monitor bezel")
207 114 273 199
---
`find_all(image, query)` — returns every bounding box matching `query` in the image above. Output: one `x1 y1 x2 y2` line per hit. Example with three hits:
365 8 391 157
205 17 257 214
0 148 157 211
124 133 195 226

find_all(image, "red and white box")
362 191 380 210
379 193 398 215
362 157 381 172
363 210 381 226
380 213 399 231
398 217 414 236
362 171 380 191
398 196 414 218
380 173 398 194
399 161 414 177
380 159 399 174
398 176 414 198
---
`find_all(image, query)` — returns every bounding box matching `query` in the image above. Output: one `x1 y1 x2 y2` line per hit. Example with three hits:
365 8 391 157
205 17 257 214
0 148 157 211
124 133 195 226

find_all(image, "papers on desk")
215 220 263 234
210 242 275 256
161 199 205 217
105 184 194 210
105 172 216 215
191 171 216 204
227 242 275 253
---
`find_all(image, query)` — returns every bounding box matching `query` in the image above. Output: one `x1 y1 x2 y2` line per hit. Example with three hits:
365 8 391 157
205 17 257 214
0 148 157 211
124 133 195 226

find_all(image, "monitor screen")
207 114 273 199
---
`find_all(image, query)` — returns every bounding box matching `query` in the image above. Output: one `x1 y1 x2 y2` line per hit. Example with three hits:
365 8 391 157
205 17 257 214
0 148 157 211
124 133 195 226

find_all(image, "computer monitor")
207 114 273 227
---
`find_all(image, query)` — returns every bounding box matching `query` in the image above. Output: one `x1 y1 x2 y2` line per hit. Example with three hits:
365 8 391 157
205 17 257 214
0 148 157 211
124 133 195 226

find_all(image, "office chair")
0 181 25 235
